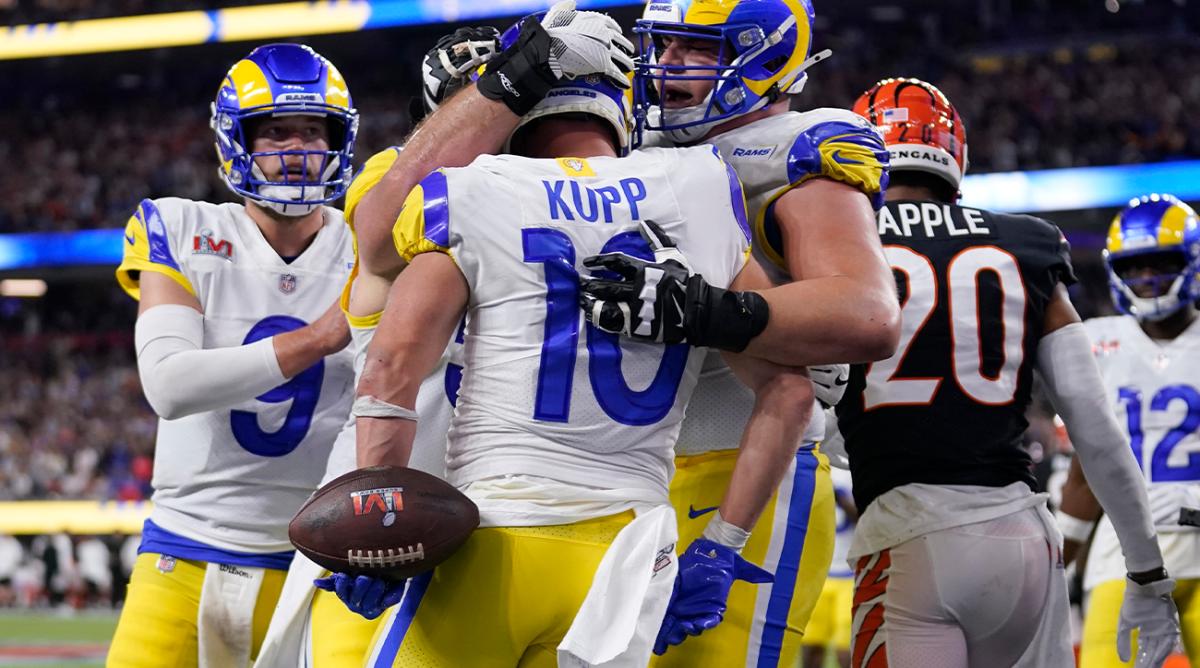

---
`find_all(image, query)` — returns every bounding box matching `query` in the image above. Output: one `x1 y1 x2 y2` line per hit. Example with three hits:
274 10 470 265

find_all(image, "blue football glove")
314 572 406 620
653 538 774 655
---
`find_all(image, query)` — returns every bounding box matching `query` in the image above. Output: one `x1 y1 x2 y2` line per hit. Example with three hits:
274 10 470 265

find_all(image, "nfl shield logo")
279 273 297 294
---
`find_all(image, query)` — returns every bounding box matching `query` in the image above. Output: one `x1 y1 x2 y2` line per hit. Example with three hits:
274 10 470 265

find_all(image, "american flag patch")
882 107 909 123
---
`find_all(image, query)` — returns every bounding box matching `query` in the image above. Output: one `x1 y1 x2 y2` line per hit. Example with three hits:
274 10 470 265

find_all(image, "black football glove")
579 220 770 352
476 0 633 116
421 26 501 115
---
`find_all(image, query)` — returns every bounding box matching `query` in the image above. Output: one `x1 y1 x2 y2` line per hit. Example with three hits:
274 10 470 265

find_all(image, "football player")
325 17 817 666
1057 194 1200 668
826 78 1177 667
253 6 636 666
109 43 358 667
572 1 899 664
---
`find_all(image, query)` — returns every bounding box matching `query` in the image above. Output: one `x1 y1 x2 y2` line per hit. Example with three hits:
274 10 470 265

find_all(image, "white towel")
250 553 325 668
557 504 679 668
197 561 266 668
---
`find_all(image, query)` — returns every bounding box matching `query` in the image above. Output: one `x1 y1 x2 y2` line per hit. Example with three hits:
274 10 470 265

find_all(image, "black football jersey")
836 199 1076 514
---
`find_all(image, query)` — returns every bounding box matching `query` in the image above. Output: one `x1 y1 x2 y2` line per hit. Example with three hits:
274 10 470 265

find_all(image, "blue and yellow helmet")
211 43 359 216
498 15 633 156
1104 194 1200 321
633 0 826 145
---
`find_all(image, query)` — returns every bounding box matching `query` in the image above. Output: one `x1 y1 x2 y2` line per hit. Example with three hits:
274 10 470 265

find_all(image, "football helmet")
212 43 359 216
499 16 633 155
633 0 828 145
852 77 968 190
1105 194 1200 322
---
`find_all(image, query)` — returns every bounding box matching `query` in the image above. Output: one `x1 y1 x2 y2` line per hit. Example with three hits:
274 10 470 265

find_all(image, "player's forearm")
1037 322 1163 572
354 86 518 278
717 371 813 530
356 416 416 468
135 304 287 420
743 276 900 366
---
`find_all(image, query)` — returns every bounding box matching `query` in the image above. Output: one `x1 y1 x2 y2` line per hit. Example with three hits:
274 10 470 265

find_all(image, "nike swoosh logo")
688 504 719 519
834 376 848 386
124 231 136 245
671 295 685 323
830 149 863 166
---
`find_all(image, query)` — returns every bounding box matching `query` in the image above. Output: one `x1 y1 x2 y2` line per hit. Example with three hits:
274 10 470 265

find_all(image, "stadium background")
0 0 1197 665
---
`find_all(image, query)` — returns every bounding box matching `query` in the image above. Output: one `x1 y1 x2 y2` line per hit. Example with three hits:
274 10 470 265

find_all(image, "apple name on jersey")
116 197 356 553
392 147 750 497
1086 315 1200 529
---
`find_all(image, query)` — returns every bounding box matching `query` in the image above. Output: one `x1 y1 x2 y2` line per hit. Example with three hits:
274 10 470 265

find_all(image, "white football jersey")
649 109 887 453
1082 315 1200 588
117 198 355 553
394 147 750 497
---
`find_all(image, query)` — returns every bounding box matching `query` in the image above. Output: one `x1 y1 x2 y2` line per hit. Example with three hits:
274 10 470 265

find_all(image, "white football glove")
810 364 849 408
541 0 635 88
820 407 850 470
1117 576 1181 668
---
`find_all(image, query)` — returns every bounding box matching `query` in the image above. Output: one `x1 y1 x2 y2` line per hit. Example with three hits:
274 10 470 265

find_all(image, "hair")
889 169 958 204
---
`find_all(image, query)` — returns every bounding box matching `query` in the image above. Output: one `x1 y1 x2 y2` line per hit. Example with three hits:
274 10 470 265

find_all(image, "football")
289 466 479 580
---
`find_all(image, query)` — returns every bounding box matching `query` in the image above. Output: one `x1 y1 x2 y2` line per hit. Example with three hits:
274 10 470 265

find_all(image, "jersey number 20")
865 245 1026 410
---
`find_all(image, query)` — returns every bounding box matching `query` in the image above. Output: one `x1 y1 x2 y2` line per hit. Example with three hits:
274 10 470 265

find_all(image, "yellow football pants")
310 585 385 667
107 553 285 668
802 576 854 651
366 512 634 668
651 447 835 668
1080 577 1200 667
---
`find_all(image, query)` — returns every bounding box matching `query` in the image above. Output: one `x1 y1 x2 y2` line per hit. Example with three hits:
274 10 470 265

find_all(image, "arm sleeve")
135 305 286 420
1036 321 1163 573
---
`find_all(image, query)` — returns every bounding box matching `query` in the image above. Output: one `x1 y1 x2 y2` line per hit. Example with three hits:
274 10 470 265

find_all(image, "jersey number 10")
865 245 1026 410
523 227 689 426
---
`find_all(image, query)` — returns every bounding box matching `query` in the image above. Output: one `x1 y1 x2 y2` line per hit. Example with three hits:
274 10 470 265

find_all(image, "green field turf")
0 611 116 667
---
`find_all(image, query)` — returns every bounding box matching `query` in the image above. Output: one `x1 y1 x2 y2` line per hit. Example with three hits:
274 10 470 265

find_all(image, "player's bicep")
1042 282 1082 336
138 271 202 315
776 180 888 284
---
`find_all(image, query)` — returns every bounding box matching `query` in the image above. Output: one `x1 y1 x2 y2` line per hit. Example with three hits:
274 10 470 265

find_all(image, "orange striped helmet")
852 78 968 189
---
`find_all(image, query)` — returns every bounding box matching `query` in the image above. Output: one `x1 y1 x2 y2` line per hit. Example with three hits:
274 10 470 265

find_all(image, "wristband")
1055 509 1096 543
701 510 751 553
352 396 419 421
684 278 770 353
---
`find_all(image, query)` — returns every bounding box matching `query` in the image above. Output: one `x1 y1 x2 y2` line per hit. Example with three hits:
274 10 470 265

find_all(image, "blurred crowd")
0 532 136 609
0 2 1198 233
0 336 156 502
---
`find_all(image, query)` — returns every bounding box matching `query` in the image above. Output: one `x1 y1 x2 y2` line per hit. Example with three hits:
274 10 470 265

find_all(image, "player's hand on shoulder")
1117 573 1181 668
539 0 634 86
421 26 501 113
654 538 773 655
477 1 633 115
314 572 406 620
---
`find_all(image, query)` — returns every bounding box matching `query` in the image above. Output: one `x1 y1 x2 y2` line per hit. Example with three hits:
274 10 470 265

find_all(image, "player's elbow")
845 290 901 362
142 382 193 421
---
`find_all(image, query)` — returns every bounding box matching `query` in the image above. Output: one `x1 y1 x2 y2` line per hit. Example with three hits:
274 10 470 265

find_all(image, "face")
1112 250 1186 298
654 34 722 109
249 115 330 182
